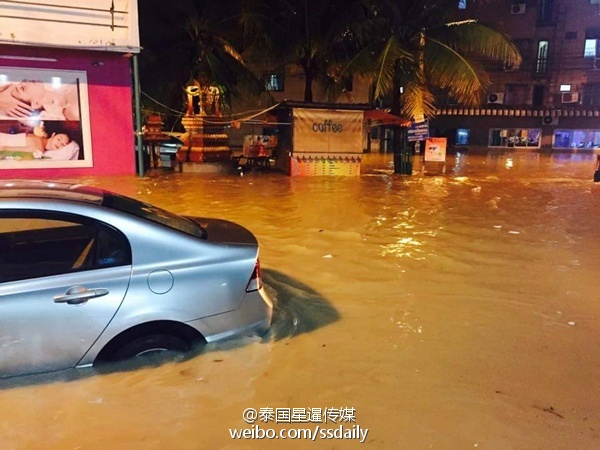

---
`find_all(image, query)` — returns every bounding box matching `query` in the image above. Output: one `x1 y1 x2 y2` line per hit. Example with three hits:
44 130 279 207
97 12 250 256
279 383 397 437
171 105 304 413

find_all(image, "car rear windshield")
102 193 207 239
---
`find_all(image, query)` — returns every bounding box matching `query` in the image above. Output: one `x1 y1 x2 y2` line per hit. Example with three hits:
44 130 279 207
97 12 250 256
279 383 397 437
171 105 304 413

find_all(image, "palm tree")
362 0 522 119
242 0 378 103
138 0 265 125
338 0 521 173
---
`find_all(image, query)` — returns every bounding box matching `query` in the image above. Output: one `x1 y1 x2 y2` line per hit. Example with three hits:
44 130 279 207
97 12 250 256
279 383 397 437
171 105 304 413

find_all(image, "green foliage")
138 0 522 122
353 0 522 119
138 0 266 123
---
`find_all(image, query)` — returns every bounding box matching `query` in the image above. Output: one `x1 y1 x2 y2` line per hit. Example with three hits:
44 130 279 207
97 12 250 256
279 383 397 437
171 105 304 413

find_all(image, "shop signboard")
293 108 363 155
408 120 429 142
0 1 139 53
290 107 363 176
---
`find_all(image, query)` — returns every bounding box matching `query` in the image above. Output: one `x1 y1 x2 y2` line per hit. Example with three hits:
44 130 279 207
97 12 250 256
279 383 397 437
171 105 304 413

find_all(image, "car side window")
0 211 131 283
94 226 131 268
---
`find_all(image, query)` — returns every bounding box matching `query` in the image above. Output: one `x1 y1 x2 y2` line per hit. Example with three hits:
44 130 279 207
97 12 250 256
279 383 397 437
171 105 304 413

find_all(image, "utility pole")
133 53 144 177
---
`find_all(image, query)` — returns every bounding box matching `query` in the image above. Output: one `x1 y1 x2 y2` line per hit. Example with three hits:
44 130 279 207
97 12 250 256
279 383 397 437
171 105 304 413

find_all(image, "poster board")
424 137 447 162
0 67 92 169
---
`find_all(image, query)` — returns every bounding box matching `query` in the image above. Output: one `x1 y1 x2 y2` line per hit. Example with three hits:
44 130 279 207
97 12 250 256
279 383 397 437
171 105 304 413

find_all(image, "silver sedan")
0 180 273 377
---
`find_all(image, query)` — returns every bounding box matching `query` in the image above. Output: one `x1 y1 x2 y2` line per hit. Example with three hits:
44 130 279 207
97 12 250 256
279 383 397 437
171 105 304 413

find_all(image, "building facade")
252 1 600 154
0 0 140 177
433 0 600 151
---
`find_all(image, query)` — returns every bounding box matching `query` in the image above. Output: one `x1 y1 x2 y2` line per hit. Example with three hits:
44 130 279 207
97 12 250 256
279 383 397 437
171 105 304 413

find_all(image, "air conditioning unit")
487 92 505 104
511 3 526 14
503 61 521 71
593 58 600 70
561 92 579 104
542 115 559 126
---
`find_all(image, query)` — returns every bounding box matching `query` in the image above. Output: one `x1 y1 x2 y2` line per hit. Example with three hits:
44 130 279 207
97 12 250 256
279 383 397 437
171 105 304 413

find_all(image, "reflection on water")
1 152 600 449
262 270 340 341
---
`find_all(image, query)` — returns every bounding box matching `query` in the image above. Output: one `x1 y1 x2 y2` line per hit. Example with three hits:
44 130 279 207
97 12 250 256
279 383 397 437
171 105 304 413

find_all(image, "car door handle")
53 286 109 305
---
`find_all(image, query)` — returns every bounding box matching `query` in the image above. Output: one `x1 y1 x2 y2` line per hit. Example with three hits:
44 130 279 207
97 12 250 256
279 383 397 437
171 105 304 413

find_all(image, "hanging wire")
141 90 284 126
141 92 184 115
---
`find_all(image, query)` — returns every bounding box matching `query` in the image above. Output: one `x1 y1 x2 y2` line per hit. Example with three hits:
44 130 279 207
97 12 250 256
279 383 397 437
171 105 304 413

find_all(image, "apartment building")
432 0 600 151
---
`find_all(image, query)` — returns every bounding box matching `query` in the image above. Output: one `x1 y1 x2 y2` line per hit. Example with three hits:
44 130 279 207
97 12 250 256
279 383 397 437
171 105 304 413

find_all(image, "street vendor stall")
273 102 371 176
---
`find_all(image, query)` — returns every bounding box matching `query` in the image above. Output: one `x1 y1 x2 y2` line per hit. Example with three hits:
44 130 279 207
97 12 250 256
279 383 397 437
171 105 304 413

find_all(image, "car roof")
0 180 105 205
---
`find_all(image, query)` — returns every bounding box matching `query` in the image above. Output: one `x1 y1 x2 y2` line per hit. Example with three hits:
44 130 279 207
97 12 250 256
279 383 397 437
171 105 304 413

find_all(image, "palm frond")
428 21 522 66
423 36 490 106
213 36 246 65
372 37 413 99
401 80 436 119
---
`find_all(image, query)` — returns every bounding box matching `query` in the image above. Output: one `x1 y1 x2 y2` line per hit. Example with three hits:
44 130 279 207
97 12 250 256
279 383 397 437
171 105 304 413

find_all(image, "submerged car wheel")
113 334 190 360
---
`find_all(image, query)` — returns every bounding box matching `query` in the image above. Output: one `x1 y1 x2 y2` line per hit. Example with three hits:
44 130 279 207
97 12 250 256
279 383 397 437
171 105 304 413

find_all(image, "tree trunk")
393 127 412 175
391 70 402 116
391 73 410 174
304 65 313 103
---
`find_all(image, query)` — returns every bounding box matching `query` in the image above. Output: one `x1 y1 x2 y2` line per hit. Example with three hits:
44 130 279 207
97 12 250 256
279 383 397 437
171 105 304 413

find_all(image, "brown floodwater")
2 151 600 449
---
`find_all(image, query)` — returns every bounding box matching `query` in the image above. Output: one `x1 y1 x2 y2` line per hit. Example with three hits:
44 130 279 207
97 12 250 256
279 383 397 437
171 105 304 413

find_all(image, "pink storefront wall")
0 46 136 178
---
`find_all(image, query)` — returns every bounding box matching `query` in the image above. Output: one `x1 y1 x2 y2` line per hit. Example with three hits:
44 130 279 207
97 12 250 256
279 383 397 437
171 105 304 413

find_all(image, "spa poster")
0 67 92 169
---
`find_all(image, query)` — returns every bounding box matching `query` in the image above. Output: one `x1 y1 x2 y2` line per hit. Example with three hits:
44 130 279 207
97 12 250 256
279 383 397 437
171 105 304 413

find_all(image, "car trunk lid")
186 217 258 246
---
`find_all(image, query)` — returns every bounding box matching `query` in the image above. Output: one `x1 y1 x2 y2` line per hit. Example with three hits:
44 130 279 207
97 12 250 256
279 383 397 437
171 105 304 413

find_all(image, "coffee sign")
312 119 343 133
293 108 363 154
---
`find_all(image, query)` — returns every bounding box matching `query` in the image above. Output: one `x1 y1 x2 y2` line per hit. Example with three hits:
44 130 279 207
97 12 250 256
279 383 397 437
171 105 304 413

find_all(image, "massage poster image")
0 67 92 169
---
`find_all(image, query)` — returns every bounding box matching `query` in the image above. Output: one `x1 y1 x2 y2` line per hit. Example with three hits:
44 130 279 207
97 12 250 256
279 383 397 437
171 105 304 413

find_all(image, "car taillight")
246 259 263 292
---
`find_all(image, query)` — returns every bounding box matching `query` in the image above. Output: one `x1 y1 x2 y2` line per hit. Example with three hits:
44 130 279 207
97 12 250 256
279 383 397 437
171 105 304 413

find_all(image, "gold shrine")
176 84 232 170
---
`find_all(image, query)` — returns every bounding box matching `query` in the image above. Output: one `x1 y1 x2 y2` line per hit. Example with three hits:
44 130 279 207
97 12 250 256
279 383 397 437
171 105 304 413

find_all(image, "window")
582 83 600 106
102 193 206 239
538 0 553 24
584 39 598 57
458 0 467 9
456 129 470 145
553 130 600 149
263 73 284 91
583 39 600 58
532 85 545 106
0 211 131 283
535 40 549 74
584 28 600 58
489 129 541 148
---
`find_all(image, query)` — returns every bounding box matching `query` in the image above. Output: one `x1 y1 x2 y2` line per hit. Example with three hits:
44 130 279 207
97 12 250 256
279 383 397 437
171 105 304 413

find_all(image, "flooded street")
2 151 600 449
